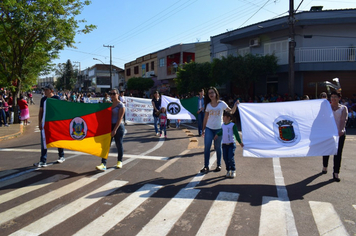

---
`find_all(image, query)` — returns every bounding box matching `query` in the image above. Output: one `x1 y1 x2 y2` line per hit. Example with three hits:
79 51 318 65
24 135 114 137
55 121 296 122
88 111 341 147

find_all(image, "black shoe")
200 167 209 174
322 170 327 174
333 173 340 182
214 166 221 172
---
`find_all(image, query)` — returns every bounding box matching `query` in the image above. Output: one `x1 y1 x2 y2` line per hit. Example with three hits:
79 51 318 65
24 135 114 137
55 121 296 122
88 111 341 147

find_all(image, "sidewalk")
0 123 24 141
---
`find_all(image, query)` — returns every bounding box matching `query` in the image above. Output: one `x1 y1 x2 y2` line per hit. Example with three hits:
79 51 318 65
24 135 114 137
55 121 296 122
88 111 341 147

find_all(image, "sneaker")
4 124 9 127
34 162 47 168
200 167 209 174
96 163 106 171
165 135 167 138
214 166 222 172
156 133 159 136
231 171 236 178
226 171 231 178
116 161 123 169
57 157 65 163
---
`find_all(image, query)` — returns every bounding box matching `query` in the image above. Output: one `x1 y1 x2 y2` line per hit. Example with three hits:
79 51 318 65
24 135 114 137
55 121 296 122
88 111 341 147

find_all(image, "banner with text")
126 97 154 123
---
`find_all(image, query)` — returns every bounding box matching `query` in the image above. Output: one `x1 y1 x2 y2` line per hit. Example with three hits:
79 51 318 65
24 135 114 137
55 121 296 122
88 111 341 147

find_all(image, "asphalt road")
0 94 355 236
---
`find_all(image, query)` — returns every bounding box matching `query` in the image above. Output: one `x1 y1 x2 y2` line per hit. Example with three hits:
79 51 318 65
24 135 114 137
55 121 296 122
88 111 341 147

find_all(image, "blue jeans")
197 112 204 136
160 124 166 135
204 127 222 168
154 116 159 133
102 123 125 165
0 109 7 126
40 131 64 163
222 143 236 171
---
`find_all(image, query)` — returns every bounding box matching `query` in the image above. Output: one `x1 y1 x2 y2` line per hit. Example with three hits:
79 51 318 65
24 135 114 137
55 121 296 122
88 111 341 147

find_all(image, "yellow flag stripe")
47 133 111 159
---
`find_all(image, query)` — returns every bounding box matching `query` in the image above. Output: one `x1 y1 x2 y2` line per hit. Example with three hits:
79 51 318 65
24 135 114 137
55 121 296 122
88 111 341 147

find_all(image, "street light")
93 58 112 90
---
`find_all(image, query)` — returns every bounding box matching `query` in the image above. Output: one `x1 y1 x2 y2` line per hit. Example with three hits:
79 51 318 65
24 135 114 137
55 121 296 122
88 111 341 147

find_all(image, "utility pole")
73 61 81 91
288 0 295 97
103 44 114 89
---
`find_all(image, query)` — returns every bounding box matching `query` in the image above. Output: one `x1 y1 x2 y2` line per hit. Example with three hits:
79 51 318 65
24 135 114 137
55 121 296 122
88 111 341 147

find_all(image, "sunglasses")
109 93 117 96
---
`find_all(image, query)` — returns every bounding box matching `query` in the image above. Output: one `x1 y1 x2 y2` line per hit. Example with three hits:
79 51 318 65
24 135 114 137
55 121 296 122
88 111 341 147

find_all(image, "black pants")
323 134 346 174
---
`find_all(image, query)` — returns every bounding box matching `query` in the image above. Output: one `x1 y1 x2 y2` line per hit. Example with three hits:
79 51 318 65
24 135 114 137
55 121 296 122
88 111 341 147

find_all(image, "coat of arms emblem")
274 116 300 146
70 117 87 140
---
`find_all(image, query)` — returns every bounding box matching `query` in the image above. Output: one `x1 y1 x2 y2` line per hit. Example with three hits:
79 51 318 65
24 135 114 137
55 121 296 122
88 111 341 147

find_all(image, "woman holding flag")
322 91 348 182
96 88 126 171
200 87 239 174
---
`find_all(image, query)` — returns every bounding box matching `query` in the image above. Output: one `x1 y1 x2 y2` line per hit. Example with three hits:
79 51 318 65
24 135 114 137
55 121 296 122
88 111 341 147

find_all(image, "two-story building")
211 7 356 99
83 64 124 94
125 42 210 96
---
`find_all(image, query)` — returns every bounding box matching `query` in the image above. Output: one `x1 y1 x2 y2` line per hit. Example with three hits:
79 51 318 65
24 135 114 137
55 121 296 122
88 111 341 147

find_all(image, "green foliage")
0 0 96 96
175 61 212 95
55 60 77 90
176 54 278 96
127 77 154 93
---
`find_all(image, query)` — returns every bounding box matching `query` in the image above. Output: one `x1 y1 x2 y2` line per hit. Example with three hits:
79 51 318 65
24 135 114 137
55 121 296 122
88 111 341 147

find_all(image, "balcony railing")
295 46 356 63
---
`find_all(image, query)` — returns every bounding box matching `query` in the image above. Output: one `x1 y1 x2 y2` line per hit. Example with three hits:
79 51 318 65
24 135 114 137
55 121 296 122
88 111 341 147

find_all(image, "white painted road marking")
259 196 288 236
0 177 96 225
11 180 128 236
0 174 68 204
309 201 349 236
73 184 162 236
196 192 240 236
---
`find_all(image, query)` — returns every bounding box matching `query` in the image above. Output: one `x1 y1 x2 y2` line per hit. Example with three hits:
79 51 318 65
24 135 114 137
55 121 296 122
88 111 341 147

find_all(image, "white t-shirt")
205 101 228 130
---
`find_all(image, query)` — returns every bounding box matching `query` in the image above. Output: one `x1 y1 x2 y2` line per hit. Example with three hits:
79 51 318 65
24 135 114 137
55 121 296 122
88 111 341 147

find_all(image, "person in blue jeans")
214 111 244 178
0 93 9 127
197 88 205 136
151 91 161 136
200 87 239 174
96 88 125 171
34 84 65 167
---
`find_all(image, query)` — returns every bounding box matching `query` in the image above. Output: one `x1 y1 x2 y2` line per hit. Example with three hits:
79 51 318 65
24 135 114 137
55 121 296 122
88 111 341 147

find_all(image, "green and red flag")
43 98 112 159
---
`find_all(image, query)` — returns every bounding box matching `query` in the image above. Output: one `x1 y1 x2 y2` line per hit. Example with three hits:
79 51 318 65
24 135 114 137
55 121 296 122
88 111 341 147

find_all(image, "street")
0 94 355 236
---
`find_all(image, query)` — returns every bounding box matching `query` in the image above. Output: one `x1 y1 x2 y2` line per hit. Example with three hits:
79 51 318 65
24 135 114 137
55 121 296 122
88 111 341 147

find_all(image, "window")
134 66 139 74
126 68 131 76
159 58 165 67
264 40 288 65
151 61 154 70
238 47 250 56
146 63 149 71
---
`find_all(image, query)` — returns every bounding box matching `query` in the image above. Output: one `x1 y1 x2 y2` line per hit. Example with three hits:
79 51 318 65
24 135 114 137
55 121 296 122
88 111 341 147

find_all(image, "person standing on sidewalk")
34 84 65 167
0 93 9 127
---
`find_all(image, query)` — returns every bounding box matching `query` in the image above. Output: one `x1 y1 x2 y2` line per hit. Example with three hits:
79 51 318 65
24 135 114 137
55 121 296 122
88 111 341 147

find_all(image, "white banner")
126 97 154 123
161 95 196 120
238 99 339 158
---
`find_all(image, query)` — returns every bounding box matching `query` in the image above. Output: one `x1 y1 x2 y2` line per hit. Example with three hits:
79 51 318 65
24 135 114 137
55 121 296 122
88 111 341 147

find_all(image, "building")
37 76 57 89
124 42 210 96
83 64 124 94
210 7 356 99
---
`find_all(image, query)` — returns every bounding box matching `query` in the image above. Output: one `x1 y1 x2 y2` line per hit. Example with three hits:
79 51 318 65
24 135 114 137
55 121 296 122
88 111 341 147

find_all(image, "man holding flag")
34 84 65 167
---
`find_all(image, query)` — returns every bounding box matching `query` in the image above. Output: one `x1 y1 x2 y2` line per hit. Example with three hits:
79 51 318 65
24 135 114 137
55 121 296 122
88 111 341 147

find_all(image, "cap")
44 84 54 90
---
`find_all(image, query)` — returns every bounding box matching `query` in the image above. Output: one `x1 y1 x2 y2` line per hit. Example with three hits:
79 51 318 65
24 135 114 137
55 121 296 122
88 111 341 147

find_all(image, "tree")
0 0 96 122
55 60 77 90
127 77 154 96
175 61 212 95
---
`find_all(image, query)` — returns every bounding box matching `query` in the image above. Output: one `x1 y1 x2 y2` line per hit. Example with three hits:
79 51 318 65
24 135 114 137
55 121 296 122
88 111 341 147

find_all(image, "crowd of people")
1 85 354 182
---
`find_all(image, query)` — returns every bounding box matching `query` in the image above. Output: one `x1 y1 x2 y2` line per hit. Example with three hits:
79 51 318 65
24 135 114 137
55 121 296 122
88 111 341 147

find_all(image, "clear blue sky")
53 0 355 73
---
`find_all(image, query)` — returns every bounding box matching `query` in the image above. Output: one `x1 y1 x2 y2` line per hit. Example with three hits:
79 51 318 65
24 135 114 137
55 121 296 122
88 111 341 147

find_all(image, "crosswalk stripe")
137 188 200 236
73 184 162 236
0 177 96 225
0 174 68 204
11 180 128 236
259 196 288 236
309 201 349 236
196 192 240 236
0 172 40 189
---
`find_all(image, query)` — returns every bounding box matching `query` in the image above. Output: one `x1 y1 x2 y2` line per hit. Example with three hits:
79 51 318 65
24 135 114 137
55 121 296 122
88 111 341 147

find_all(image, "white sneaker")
57 157 65 163
34 162 47 167
231 171 236 178
226 171 231 178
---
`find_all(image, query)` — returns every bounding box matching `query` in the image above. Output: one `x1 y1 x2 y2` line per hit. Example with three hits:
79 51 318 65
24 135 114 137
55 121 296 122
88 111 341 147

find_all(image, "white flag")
161 95 196 120
238 99 338 158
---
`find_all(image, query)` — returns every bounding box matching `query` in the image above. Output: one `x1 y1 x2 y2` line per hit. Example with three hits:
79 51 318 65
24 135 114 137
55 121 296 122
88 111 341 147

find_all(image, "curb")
0 124 23 141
